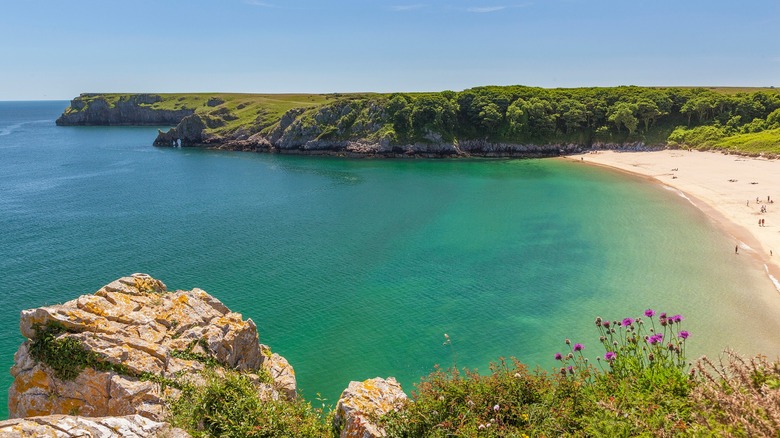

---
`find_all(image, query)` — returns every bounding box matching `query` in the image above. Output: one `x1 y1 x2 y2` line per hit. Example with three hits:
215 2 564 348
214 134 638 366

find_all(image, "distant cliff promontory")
57 86 780 157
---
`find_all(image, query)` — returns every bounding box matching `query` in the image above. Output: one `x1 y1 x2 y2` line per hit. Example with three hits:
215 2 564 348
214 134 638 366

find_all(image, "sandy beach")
567 149 780 293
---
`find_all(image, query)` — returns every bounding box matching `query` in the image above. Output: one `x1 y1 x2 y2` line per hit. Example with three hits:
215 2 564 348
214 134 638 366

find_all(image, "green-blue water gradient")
1 102 778 418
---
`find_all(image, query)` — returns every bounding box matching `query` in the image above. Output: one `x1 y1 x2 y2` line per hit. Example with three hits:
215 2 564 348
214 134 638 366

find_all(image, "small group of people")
759 218 767 227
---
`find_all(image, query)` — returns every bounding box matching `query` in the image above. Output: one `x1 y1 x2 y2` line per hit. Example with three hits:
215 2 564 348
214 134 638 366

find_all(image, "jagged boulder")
333 377 407 438
0 414 190 438
8 273 296 421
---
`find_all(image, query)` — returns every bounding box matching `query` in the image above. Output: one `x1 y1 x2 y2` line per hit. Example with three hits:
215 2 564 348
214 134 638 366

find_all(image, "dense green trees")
283 86 780 151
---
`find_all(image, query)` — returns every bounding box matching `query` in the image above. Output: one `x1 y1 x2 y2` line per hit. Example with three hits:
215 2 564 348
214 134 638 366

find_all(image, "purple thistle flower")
622 317 634 327
554 352 563 361
602 320 610 328
660 312 667 319
672 314 683 323
644 309 656 317
567 365 574 374
573 343 584 352
648 334 663 345
604 351 616 361
679 330 689 339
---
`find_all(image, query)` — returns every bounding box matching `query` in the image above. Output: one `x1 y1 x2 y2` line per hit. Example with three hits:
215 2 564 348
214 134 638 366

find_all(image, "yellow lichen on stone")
134 275 165 294
79 297 107 317
60 398 85 416
13 369 50 394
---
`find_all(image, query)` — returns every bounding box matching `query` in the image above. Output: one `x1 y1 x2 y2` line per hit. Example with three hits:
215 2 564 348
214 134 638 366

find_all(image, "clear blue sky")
1 0 778 100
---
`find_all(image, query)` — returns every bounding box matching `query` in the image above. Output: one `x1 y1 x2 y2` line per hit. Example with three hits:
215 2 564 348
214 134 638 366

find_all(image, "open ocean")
1 101 779 418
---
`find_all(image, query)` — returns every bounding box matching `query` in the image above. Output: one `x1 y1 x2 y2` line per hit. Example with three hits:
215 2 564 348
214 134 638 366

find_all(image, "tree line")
315 86 780 147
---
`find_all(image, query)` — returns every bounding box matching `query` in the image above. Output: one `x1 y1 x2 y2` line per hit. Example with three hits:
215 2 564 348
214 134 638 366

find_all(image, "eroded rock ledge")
0 414 189 438
8 273 296 421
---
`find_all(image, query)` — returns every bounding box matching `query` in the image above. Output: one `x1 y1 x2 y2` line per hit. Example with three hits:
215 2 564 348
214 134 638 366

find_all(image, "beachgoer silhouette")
736 245 739 254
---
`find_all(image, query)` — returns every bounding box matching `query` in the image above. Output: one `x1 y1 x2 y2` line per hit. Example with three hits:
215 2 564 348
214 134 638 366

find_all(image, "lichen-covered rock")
9 274 296 421
0 414 190 438
259 345 297 400
333 377 407 438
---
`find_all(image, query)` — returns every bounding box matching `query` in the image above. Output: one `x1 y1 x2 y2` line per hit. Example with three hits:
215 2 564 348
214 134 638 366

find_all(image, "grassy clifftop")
59 86 780 156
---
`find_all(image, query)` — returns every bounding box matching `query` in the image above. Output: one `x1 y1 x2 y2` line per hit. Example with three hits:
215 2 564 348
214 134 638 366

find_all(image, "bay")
1 101 777 418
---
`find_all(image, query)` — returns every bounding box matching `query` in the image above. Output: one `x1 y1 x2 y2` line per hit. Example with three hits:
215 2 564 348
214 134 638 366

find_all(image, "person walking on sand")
736 244 739 254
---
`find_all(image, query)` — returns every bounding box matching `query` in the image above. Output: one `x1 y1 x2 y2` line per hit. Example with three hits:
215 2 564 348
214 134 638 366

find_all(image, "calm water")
2 101 779 418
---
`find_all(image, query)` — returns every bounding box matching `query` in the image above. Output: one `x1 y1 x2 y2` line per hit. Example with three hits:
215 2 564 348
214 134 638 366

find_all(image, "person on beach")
736 245 739 254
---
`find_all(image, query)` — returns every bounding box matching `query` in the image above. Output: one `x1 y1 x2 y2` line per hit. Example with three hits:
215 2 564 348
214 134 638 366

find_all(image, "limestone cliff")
8 273 296 421
56 94 194 126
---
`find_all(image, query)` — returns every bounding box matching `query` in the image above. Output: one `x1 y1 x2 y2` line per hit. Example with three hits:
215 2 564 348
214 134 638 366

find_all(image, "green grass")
710 128 780 154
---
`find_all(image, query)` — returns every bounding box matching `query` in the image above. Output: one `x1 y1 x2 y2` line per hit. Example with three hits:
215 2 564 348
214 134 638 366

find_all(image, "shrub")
693 350 780 436
168 370 331 437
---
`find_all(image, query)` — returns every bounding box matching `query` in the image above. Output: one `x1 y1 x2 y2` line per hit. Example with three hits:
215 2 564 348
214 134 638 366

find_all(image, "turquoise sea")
1 101 779 418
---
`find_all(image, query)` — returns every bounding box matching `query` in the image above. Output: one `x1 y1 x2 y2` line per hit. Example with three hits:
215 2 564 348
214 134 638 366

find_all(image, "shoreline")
564 149 780 294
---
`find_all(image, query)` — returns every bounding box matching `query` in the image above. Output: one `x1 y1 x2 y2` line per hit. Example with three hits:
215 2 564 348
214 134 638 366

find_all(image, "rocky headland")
3 274 404 438
56 94 193 127
56 87 780 158
56 91 673 159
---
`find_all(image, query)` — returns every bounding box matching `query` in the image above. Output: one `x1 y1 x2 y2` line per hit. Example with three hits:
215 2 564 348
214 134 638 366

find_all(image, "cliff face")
56 94 194 126
8 273 296 421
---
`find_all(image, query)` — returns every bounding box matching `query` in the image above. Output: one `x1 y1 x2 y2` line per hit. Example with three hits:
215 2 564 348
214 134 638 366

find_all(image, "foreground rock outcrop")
333 377 408 438
8 273 295 421
0 414 190 438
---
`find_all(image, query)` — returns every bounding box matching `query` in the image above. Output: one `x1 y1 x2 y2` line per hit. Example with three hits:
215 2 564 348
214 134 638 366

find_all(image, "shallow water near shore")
1 101 779 418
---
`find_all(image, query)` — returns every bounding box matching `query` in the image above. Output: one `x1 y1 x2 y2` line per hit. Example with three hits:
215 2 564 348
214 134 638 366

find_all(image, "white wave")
764 264 780 293
0 119 51 136
662 184 696 206
0 123 22 136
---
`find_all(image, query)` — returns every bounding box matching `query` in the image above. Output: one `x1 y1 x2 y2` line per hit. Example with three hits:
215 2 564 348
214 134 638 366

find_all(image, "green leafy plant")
28 321 132 380
168 369 330 437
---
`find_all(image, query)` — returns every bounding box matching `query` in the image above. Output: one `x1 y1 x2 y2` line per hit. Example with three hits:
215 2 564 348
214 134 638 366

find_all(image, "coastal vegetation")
59 86 780 155
163 310 780 437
